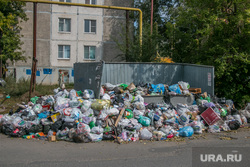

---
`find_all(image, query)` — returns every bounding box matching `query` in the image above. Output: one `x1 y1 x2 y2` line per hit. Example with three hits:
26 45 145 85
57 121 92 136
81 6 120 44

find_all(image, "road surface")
0 127 250 167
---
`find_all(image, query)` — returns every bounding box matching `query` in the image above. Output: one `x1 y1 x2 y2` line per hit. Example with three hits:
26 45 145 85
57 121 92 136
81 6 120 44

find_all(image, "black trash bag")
247 118 250 123
124 126 136 131
231 108 239 115
198 105 208 114
72 134 91 143
27 115 37 121
36 97 45 105
27 124 43 134
51 120 62 132
9 109 13 116
228 120 241 130
15 107 23 114
113 94 124 105
10 127 26 137
2 123 15 135
43 124 52 134
114 87 123 94
136 82 146 88
146 103 158 110
61 122 76 130
102 133 114 140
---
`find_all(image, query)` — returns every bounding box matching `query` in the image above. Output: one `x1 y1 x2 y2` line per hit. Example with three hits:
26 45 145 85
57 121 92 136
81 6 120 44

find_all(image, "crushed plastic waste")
0 82 249 143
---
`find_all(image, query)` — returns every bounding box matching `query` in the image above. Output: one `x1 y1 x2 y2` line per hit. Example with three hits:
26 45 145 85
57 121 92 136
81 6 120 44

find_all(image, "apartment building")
7 0 133 84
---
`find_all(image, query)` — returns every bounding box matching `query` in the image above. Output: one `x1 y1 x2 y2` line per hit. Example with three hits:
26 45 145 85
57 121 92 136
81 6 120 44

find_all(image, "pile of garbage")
0 82 249 143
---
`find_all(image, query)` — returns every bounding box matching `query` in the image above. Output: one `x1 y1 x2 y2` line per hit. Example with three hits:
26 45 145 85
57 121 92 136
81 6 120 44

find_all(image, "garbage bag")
91 99 110 111
189 121 202 134
88 133 103 142
91 126 104 134
208 124 220 133
106 108 119 116
81 100 92 113
102 133 114 140
138 115 151 127
54 97 69 111
150 84 165 94
178 113 190 125
228 120 241 130
10 127 26 137
169 84 182 94
140 128 152 140
2 123 15 135
62 122 76 130
176 103 188 115
51 120 63 132
72 134 91 143
76 123 90 135
69 99 80 108
83 89 95 99
27 124 43 134
178 81 190 90
178 126 194 137
69 89 78 100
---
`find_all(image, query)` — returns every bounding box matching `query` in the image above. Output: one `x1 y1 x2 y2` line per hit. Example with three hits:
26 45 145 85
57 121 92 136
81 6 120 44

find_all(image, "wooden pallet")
189 88 202 94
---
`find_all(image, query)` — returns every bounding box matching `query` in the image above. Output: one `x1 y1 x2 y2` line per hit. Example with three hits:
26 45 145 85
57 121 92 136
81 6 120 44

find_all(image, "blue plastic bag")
169 84 182 94
178 126 194 137
150 84 165 94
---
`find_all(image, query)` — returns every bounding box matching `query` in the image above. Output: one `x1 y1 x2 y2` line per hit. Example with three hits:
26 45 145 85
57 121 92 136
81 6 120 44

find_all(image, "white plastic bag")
140 128 152 140
178 81 190 90
107 108 119 116
81 100 92 113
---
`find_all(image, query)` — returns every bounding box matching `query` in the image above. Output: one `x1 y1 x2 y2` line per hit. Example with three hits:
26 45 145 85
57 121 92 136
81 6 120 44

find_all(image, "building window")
58 45 70 59
85 0 96 4
84 46 96 60
84 20 96 33
59 18 71 32
59 0 71 2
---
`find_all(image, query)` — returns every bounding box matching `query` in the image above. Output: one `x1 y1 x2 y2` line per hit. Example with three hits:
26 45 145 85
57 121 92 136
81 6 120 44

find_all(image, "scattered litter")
0 82 249 144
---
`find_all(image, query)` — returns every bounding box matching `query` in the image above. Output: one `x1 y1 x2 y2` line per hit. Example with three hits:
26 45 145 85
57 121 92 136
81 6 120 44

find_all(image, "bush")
1 77 30 97
215 53 250 108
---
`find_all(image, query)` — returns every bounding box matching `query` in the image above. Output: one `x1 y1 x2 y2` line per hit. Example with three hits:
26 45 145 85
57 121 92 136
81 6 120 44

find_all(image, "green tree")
116 23 161 62
0 0 27 77
163 0 250 107
116 0 170 62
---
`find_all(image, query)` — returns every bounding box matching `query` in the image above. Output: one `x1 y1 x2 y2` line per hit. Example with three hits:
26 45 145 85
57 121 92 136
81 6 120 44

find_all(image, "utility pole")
126 10 129 60
29 2 37 99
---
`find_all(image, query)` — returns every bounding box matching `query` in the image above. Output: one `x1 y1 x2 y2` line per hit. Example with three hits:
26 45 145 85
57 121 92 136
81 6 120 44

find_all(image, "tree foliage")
0 0 27 66
116 0 167 62
117 0 249 107
162 0 250 107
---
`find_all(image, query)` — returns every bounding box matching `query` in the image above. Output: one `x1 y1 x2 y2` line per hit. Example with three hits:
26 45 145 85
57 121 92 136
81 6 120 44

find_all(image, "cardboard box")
48 136 56 142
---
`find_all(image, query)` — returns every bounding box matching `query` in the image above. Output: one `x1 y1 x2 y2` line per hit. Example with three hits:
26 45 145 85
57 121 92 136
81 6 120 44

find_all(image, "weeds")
0 76 74 97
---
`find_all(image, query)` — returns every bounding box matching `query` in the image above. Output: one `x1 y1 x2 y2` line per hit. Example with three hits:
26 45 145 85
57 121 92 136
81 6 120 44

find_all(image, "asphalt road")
0 127 250 167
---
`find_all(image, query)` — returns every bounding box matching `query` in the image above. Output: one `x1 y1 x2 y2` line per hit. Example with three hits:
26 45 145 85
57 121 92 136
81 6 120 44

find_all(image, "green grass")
0 76 74 97
0 77 75 114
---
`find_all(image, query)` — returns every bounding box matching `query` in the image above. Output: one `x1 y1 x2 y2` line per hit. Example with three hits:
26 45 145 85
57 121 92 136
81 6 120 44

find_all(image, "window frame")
85 0 96 5
59 0 71 2
58 18 71 33
84 45 96 60
84 19 96 33
58 45 71 59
